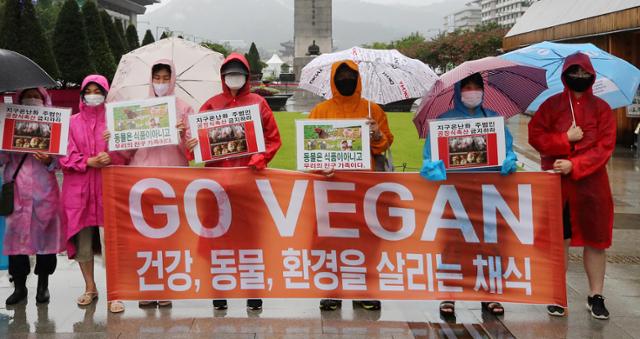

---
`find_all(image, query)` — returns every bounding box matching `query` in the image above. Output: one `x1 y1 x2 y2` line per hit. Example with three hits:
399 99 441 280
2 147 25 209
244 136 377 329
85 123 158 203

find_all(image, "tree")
113 18 129 52
125 23 140 50
53 0 95 85
141 29 155 46
160 31 170 39
244 42 264 75
35 0 63 41
82 0 116 80
0 0 60 78
100 10 126 65
201 42 230 57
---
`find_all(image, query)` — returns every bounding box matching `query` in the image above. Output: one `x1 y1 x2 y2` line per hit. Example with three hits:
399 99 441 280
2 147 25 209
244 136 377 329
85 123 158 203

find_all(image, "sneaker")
247 299 263 310
213 299 228 310
547 305 566 317
319 299 342 311
587 295 609 320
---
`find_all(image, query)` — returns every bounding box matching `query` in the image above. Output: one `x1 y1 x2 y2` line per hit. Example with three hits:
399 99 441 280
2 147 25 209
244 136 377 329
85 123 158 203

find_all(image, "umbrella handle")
568 94 576 127
368 100 371 119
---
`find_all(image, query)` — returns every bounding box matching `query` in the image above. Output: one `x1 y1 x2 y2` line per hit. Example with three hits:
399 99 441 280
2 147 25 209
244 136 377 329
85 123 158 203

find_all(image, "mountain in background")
140 0 469 53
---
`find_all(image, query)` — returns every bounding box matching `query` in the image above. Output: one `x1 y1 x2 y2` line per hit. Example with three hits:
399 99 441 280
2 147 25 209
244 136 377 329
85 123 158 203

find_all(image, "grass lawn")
269 112 424 171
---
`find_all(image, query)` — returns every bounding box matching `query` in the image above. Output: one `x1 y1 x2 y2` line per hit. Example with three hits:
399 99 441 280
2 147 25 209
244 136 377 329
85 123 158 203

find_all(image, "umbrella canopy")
108 37 224 109
413 56 547 138
299 47 438 105
0 49 56 92
501 41 640 111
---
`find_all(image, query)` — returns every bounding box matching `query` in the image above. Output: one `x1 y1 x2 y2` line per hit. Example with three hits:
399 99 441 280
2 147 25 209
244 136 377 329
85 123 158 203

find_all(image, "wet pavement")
1 114 639 338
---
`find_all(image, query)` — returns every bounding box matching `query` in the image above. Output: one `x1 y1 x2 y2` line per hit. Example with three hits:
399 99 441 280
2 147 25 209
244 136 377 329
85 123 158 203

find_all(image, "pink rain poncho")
127 59 194 166
59 75 128 259
0 88 65 255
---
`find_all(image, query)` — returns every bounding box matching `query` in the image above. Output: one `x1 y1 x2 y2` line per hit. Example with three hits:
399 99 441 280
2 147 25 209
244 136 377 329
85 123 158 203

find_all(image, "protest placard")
188 104 265 163
106 96 178 151
429 117 506 170
296 119 370 171
0 103 71 155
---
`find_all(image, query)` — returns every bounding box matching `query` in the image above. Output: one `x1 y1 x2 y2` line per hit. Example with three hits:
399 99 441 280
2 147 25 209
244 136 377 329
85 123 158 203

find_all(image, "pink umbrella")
413 57 547 138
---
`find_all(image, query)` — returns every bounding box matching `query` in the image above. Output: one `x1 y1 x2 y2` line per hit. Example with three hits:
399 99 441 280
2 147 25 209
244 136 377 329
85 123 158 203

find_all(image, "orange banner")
103 167 566 306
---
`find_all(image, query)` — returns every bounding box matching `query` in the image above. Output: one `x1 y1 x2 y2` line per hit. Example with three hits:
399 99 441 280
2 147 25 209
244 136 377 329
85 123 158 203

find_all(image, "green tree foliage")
53 0 94 85
141 29 155 46
201 42 230 57
125 23 140 50
100 10 125 65
82 0 116 80
35 0 63 41
0 0 60 79
160 31 171 39
244 42 263 74
113 18 129 52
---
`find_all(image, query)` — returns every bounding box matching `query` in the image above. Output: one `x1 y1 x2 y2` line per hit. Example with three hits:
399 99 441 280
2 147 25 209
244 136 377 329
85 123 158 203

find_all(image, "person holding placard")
308 60 394 312
529 53 615 320
186 53 282 311
420 72 518 318
59 75 129 314
1 88 65 306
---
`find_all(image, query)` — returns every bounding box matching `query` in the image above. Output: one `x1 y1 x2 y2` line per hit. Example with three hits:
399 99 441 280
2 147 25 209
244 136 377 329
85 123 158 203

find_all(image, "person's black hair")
81 82 107 99
152 63 172 76
460 72 484 89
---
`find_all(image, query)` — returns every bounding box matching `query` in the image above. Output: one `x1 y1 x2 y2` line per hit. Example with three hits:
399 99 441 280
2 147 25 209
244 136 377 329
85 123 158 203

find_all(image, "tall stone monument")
293 0 333 81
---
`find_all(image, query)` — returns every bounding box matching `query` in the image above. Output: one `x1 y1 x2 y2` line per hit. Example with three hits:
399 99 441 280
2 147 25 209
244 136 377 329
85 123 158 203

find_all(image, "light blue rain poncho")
420 80 518 181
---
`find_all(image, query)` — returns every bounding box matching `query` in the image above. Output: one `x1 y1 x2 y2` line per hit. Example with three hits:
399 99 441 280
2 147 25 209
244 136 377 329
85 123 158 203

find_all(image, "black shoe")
587 295 609 320
6 276 28 305
355 300 381 311
213 299 228 310
547 305 566 317
247 299 262 310
319 299 342 311
36 275 50 304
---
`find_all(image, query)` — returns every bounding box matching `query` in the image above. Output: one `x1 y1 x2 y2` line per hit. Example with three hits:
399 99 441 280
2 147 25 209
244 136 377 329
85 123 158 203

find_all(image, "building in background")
443 2 482 33
98 0 158 27
481 0 538 27
503 0 640 144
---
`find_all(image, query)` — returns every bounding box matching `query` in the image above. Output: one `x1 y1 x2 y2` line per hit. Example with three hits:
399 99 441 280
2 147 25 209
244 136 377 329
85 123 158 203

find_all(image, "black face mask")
564 75 594 93
335 78 357 96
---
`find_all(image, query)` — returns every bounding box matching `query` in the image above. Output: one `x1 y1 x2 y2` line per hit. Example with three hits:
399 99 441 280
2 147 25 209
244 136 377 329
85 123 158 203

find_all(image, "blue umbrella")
501 41 640 111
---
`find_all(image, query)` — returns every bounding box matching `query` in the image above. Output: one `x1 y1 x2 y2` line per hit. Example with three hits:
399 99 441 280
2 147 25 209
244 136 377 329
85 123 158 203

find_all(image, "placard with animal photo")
188 104 265 163
106 96 178 151
429 116 506 170
0 103 71 155
296 119 371 171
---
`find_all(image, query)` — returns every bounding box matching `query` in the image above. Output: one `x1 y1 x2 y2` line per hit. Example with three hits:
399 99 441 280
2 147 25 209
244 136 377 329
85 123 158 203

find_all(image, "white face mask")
225 74 246 90
22 98 44 106
153 83 171 97
461 90 483 109
84 94 105 106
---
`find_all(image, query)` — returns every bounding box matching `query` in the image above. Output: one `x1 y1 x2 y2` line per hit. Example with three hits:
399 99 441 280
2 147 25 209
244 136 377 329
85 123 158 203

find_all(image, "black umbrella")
0 49 57 92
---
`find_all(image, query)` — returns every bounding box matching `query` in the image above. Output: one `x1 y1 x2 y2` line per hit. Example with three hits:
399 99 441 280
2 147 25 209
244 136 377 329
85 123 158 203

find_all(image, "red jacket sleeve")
528 99 572 156
569 102 616 180
258 99 282 164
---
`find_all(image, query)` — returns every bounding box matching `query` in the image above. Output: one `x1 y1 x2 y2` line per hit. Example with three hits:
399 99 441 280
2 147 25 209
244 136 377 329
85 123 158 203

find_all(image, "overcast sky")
146 0 446 12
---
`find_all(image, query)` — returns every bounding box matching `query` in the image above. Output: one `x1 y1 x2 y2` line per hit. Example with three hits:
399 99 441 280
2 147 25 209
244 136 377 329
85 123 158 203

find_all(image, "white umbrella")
299 47 439 105
108 37 225 109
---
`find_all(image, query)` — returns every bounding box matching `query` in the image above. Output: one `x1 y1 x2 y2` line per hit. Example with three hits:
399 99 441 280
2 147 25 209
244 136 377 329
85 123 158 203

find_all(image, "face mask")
564 75 593 93
153 83 171 96
225 75 246 90
22 98 44 106
461 90 483 109
335 79 357 96
84 94 105 106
